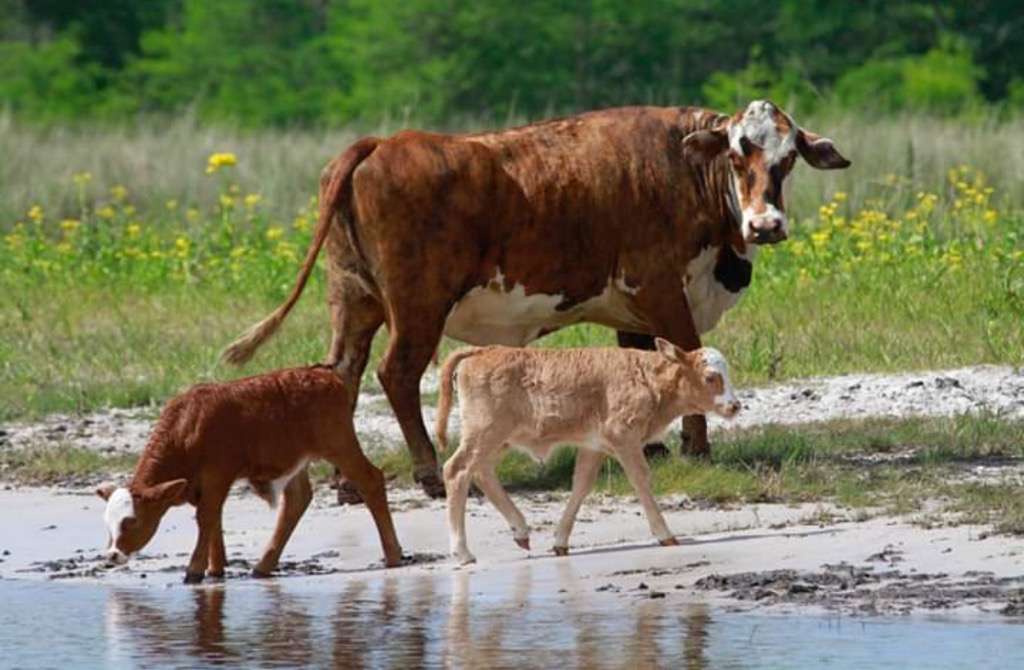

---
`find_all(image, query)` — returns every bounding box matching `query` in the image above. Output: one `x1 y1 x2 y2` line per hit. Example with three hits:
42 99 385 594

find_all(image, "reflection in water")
103 568 711 668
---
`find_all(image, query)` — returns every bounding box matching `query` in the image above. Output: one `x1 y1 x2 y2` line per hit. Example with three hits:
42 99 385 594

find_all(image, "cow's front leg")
632 276 710 458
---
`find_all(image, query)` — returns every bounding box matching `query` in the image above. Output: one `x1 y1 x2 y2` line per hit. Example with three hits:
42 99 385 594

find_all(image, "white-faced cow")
222 100 850 499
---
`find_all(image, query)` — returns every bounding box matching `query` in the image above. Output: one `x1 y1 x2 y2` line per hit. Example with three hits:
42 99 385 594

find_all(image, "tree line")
2 0 1022 126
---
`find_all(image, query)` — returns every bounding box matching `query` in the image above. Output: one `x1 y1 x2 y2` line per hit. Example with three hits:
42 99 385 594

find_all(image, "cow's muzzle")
745 217 788 245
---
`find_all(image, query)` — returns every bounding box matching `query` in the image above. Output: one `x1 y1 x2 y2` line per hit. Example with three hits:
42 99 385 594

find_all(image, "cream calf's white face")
699 347 740 418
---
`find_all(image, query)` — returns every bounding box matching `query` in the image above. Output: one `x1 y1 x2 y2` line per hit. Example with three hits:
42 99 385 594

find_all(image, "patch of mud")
693 557 1024 617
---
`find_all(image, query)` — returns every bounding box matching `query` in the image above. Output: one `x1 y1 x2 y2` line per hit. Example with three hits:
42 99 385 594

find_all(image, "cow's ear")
654 337 684 362
682 128 729 164
796 129 850 170
142 479 188 504
96 482 117 501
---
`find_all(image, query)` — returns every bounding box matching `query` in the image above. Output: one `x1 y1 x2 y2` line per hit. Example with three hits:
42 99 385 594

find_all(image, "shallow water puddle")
2 566 1022 669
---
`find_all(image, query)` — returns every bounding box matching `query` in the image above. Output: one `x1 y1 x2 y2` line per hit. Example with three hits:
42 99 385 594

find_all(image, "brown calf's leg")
207 529 226 579
553 449 606 556
185 481 231 584
252 469 314 578
377 320 446 499
329 421 404 567
616 331 670 460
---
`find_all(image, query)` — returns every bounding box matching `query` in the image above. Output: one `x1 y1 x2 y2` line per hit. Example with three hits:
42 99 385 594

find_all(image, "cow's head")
682 100 850 245
96 479 188 564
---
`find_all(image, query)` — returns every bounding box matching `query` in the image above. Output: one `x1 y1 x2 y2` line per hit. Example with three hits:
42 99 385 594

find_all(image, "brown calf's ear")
682 128 729 165
796 129 851 170
142 479 189 505
96 482 117 501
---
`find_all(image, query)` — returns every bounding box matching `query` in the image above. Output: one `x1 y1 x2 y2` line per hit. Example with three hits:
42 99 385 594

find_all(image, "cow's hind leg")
552 449 606 556
472 449 530 550
377 313 447 499
325 273 386 504
252 468 313 577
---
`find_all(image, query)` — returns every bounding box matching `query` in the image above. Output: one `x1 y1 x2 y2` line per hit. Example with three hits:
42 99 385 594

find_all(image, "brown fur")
222 104 847 495
97 366 403 582
436 342 740 563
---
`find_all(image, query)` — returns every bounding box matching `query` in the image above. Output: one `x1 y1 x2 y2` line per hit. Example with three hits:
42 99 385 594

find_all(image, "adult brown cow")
222 100 850 499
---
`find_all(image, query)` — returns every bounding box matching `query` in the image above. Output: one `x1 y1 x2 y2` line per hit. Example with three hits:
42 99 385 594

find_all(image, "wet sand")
3 485 1022 618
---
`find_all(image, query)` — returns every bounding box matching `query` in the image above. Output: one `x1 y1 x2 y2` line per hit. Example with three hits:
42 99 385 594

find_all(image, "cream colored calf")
435 339 741 564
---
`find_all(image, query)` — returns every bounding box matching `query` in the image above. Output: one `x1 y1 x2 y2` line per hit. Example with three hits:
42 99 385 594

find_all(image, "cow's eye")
704 373 719 385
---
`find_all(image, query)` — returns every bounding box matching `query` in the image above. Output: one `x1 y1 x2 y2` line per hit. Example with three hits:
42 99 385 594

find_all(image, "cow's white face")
96 479 188 563
681 99 851 246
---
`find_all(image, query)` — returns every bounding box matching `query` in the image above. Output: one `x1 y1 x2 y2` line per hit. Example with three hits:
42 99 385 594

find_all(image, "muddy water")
2 570 1022 669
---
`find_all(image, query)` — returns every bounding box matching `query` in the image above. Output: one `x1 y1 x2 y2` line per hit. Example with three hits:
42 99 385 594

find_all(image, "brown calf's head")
655 338 741 418
96 479 188 563
682 100 850 245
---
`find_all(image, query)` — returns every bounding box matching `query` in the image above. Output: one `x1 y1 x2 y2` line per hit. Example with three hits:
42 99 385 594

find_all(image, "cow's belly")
443 271 647 346
684 244 756 335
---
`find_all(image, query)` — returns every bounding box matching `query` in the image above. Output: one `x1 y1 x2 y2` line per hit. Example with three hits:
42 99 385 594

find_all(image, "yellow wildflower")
110 185 128 202
166 199 179 211
72 172 92 186
97 206 116 220
265 226 284 241
126 223 141 239
186 208 200 223
833 191 847 202
175 237 191 258
219 194 236 210
244 193 262 209
206 152 238 174
60 218 80 233
27 205 43 222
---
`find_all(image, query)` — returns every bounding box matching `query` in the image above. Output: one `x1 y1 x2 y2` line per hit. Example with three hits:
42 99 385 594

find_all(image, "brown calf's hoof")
206 570 225 580
250 567 274 579
659 536 680 547
335 479 365 506
514 536 530 551
552 546 569 557
643 442 671 460
183 571 205 584
415 471 447 500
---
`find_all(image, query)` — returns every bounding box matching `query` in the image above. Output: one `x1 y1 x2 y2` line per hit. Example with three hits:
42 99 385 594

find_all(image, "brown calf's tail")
435 347 483 452
220 137 380 365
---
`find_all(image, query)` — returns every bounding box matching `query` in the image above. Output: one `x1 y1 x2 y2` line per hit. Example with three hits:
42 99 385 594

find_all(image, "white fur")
444 268 646 345
104 487 135 548
268 458 309 508
741 202 788 242
702 347 738 411
683 245 756 334
728 100 796 166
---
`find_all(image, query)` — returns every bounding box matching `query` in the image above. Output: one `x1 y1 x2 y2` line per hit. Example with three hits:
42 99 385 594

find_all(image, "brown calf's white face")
682 99 851 246
96 479 187 563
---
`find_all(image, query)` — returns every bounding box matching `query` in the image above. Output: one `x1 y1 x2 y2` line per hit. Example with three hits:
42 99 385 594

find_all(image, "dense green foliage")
3 1 1023 126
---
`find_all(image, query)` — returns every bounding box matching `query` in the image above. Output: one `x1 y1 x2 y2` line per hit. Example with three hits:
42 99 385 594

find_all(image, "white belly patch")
443 269 646 345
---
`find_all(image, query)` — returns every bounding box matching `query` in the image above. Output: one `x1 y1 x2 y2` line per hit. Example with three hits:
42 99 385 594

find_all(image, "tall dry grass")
4 110 1024 230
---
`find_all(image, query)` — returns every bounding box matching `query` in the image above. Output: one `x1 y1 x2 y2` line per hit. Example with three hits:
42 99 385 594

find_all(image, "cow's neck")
130 436 194 493
693 155 746 253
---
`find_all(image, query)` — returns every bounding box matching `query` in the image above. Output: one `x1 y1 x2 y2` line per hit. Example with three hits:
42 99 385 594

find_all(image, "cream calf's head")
655 338 741 419
96 479 187 564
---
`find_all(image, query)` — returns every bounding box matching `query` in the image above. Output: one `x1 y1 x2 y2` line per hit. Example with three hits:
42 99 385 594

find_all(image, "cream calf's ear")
654 337 685 362
96 482 117 501
796 129 851 170
142 479 189 505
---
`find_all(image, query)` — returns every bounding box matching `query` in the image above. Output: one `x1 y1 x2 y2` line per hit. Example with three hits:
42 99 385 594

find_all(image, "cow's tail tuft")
435 348 483 452
221 137 379 365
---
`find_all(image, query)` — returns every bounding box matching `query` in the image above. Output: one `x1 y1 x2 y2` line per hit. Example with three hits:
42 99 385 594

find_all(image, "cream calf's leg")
553 449 605 556
615 446 676 545
443 441 478 565
472 451 530 550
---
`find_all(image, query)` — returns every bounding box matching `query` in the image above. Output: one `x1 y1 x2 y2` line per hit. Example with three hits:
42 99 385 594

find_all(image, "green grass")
0 445 137 484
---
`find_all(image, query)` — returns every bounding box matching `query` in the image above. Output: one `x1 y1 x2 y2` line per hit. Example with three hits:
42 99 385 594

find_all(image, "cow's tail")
435 347 483 452
221 137 379 365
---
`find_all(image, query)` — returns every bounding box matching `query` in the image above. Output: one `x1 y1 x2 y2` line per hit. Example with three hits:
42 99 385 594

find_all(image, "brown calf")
435 341 740 564
96 366 403 583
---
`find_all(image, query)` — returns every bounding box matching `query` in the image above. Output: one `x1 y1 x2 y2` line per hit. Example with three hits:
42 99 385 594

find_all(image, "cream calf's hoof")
453 551 477 566
552 546 569 557
659 536 679 547
514 536 530 551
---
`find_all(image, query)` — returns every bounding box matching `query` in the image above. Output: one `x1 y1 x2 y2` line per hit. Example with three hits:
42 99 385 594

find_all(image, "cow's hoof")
552 546 569 557
183 571 205 584
206 570 225 580
384 553 404 568
514 536 530 551
454 553 477 566
335 479 365 505
250 568 275 579
643 443 671 460
416 471 447 499
659 536 679 547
